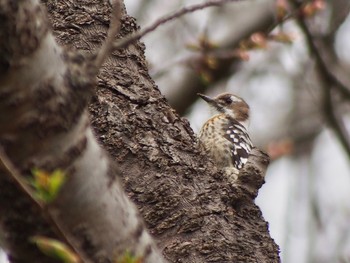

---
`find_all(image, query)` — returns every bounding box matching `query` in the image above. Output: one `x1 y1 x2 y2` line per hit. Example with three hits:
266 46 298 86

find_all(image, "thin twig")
112 0 242 50
0 148 44 208
95 0 122 69
323 86 350 159
288 1 350 99
289 0 350 159
0 148 92 263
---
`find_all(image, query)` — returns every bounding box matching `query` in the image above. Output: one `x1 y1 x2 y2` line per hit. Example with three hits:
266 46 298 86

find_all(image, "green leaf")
115 251 143 263
31 236 80 263
29 168 66 203
48 170 66 200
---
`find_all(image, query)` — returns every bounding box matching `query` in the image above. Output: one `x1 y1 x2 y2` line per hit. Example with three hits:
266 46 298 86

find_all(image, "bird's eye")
224 97 232 104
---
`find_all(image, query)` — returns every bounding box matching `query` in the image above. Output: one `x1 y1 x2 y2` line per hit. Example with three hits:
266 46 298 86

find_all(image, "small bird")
198 93 253 175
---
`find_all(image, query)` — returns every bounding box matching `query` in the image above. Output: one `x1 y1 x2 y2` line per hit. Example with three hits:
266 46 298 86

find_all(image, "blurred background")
123 0 350 262
1 0 350 262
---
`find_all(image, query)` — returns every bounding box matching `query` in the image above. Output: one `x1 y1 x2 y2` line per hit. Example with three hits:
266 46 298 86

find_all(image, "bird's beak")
198 93 223 112
197 93 215 105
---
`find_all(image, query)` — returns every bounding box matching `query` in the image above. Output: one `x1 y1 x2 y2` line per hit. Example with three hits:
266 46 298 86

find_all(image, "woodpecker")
198 93 253 174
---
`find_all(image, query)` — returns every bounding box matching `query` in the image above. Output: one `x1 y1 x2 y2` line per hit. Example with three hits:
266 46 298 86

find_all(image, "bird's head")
198 92 250 123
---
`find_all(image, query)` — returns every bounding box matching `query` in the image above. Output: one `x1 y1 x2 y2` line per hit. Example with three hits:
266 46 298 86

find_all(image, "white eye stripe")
230 95 242 103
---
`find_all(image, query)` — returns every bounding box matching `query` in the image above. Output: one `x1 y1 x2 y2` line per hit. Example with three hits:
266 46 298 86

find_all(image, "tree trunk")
0 0 280 262
0 1 164 262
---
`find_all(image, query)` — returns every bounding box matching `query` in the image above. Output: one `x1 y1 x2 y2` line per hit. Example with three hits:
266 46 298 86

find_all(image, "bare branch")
288 1 350 99
289 0 350 159
0 148 42 209
94 0 122 69
324 87 350 159
162 0 277 115
112 0 244 50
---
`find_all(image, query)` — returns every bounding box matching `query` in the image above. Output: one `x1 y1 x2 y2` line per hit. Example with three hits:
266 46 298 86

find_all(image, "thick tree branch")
0 0 281 262
0 1 165 262
86 2 280 262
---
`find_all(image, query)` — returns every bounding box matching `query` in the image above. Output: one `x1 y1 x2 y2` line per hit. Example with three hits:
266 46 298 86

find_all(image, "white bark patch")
0 0 165 261
52 128 162 262
2 33 66 95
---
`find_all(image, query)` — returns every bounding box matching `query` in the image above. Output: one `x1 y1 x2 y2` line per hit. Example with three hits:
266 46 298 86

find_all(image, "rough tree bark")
0 0 280 262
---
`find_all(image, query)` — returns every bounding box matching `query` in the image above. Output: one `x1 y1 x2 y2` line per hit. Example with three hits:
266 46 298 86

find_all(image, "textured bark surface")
0 0 280 262
42 1 280 262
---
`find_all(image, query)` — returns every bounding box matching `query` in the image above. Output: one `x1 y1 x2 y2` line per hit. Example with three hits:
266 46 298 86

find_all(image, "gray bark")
0 1 164 262
0 0 280 262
